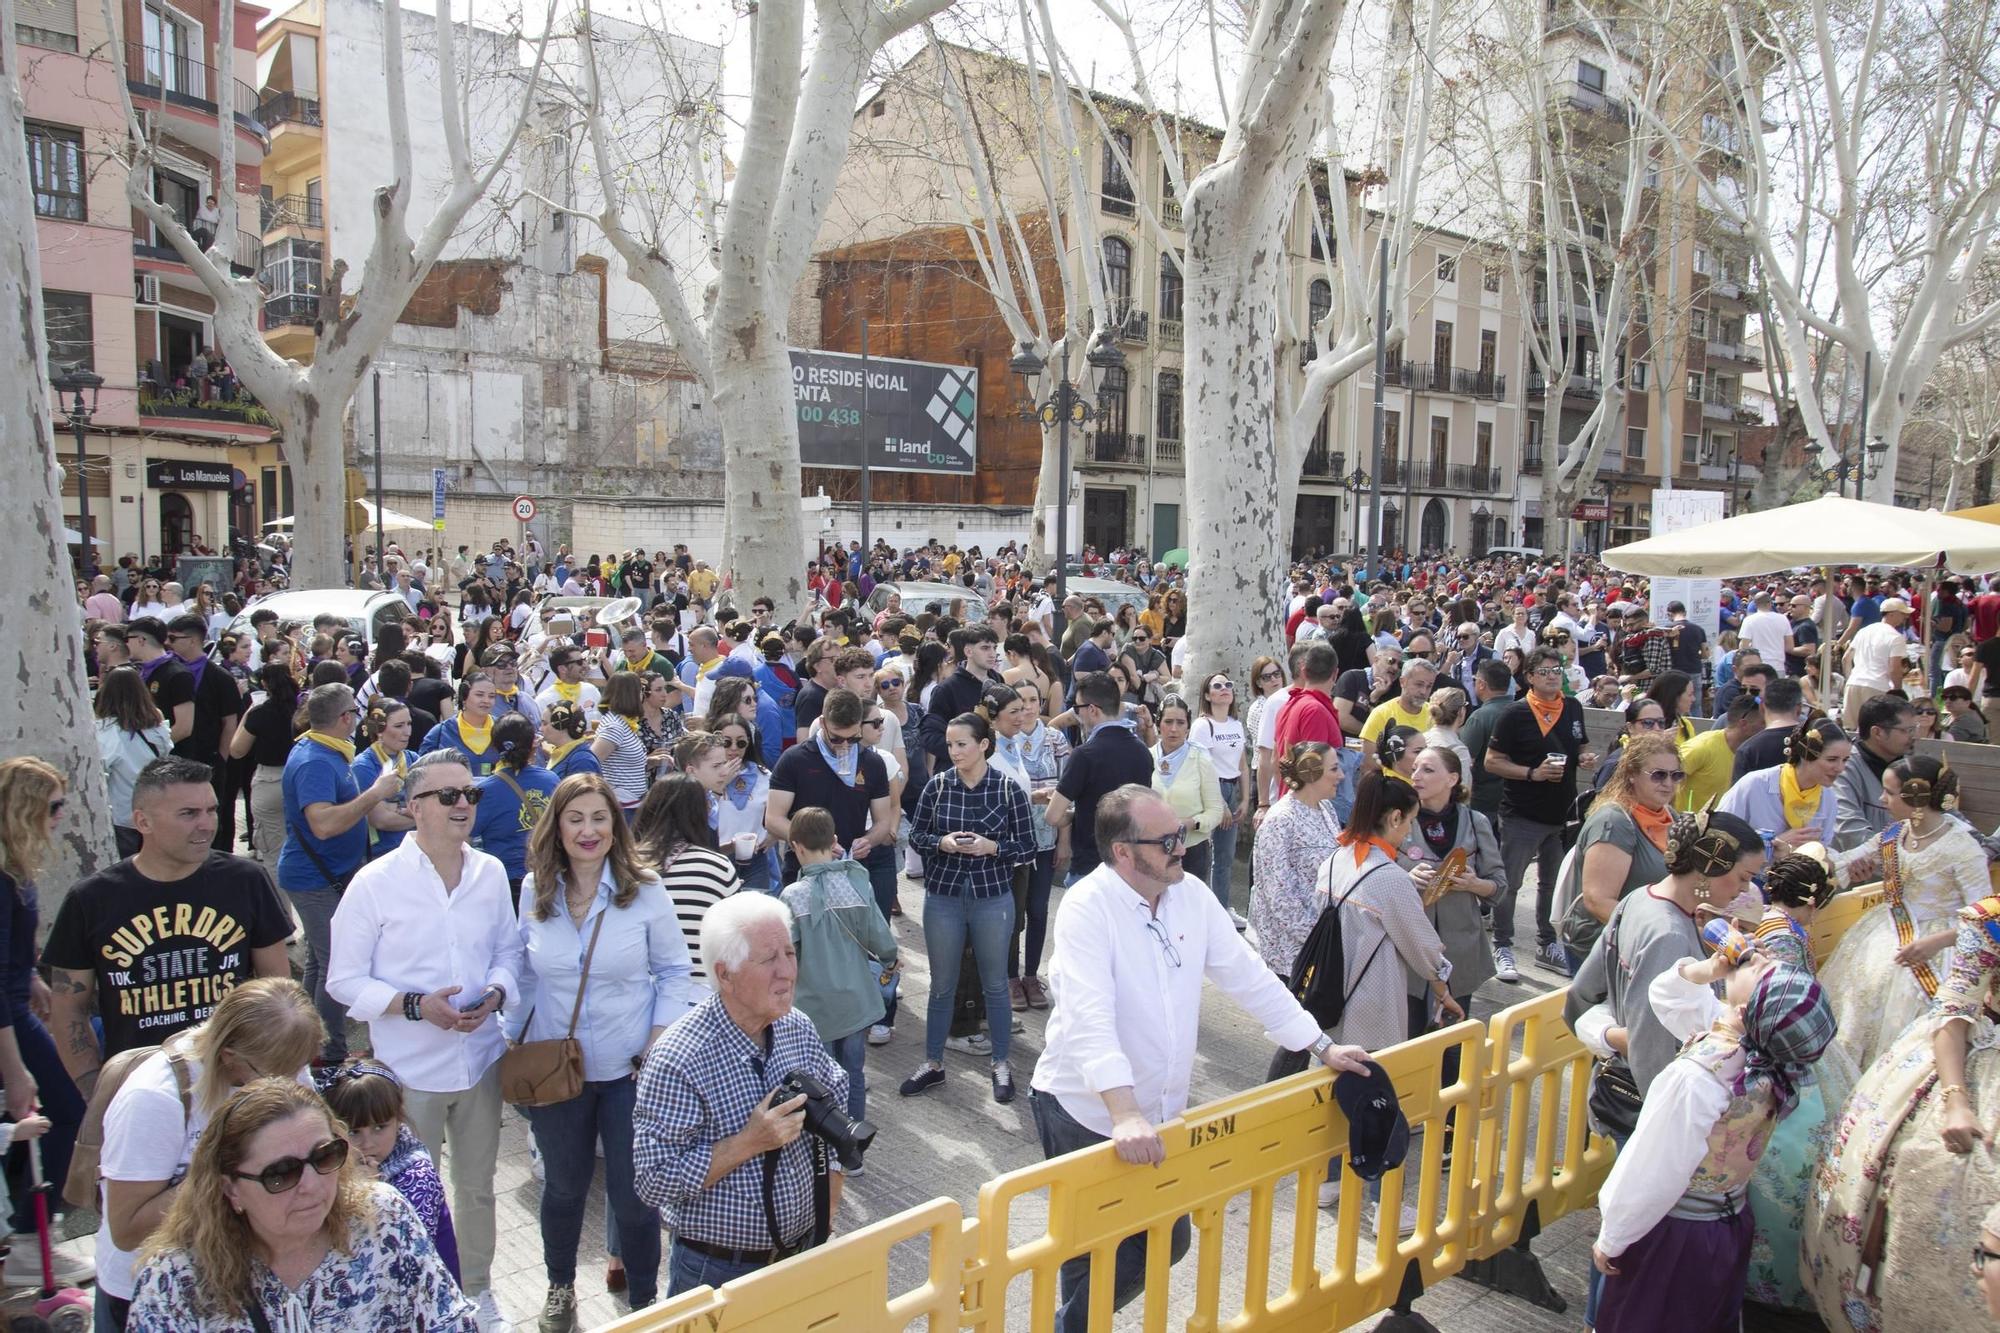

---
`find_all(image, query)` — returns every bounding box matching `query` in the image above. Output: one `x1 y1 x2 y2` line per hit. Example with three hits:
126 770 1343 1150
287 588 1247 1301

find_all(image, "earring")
1695 874 1712 903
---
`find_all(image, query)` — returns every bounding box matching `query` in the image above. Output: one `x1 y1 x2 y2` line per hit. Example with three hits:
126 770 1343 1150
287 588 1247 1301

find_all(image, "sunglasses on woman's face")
720 736 749 750
412 785 484 808
232 1137 349 1194
1645 768 1686 785
1634 717 1666 730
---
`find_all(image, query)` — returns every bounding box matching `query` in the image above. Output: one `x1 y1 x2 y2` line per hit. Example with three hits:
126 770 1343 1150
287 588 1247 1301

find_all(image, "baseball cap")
479 645 518 667
1879 597 1912 615
1333 1061 1411 1183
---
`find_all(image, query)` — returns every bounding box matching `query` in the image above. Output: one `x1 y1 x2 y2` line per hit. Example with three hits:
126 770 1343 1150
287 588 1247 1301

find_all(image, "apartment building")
24 0 274 564
811 42 1533 559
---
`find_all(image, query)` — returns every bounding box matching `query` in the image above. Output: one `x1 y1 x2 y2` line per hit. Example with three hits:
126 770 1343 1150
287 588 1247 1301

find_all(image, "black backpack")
1287 862 1392 1029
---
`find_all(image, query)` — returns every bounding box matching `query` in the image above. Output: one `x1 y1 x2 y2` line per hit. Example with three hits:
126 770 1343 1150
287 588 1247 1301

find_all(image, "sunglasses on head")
232 1137 349 1194
412 785 483 808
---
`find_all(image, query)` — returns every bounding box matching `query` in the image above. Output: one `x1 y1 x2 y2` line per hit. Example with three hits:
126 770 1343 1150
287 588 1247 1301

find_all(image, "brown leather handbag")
497 910 605 1107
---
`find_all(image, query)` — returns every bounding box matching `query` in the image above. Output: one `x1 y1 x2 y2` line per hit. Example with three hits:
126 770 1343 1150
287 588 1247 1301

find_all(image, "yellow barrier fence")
601 891 1885 1332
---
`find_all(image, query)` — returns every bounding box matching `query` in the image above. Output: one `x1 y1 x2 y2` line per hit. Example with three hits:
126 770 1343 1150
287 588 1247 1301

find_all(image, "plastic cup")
732 832 758 860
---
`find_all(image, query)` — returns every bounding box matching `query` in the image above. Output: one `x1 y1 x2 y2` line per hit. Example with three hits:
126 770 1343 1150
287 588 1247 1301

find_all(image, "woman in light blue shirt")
1716 718 1850 855
505 772 691 1322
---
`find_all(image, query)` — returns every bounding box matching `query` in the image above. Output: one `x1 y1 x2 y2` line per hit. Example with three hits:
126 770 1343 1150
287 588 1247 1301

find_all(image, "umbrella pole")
1820 565 1836 717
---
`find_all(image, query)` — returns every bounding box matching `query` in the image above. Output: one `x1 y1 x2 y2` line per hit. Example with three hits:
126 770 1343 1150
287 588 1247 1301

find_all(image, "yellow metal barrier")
597 895 1885 1331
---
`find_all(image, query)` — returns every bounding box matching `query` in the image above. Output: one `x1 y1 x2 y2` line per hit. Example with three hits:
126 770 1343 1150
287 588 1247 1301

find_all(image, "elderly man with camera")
634 892 863 1296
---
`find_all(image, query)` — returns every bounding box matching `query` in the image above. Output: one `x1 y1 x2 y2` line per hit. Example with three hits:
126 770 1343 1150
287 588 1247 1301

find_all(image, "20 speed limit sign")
511 496 537 522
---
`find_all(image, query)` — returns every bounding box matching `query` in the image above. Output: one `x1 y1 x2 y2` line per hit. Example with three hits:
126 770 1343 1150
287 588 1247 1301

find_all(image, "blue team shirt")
350 745 408 859
279 737 365 891
472 765 560 881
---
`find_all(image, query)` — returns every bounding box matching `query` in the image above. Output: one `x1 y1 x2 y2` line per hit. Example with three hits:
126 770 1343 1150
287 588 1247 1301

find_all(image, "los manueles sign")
146 459 235 490
788 348 978 476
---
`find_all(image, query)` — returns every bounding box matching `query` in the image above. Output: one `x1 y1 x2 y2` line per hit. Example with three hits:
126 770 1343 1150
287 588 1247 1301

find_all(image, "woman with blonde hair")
1558 732 1682 967
93 976 326 1329
126 1077 474 1331
507 773 689 1326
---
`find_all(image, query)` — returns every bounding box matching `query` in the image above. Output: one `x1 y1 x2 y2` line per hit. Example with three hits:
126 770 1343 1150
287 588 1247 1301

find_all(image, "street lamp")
1011 331 1126 600
1340 466 1371 557
51 363 104 576
1822 434 1889 495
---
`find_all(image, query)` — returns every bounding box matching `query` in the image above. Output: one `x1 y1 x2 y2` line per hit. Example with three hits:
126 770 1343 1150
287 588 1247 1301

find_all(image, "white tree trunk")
1027 420 1063 573
1 5 118 900
712 332 806 605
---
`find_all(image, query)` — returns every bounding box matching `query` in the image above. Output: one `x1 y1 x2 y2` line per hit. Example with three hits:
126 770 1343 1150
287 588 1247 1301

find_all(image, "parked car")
864 581 983 617
224 589 416 650
1065 577 1151 619
1482 545 1548 562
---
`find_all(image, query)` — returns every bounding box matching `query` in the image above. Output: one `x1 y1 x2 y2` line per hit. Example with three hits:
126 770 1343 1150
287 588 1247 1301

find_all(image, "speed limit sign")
511 495 537 522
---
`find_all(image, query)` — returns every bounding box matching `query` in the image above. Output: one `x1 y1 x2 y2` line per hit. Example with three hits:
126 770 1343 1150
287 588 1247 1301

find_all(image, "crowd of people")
28 532 2000 1331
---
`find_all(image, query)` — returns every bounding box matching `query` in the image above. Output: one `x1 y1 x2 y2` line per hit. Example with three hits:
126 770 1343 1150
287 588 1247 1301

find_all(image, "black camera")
776 1070 875 1171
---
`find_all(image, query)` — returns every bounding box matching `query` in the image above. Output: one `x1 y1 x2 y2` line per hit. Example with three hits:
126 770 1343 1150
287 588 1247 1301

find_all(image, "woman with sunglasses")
707 717 776 892
96 978 326 1331
1245 656 1288 820
129 578 172 620
125 1076 474 1332
1150 696 1226 887
635 670 685 773
1557 734 1679 969
1592 697 1668 794
1804 886 2000 1333
1645 670 1700 745
1189 672 1250 918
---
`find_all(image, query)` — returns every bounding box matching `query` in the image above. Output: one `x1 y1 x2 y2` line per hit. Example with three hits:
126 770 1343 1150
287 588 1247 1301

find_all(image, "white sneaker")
945 1033 992 1056
1316 1179 1339 1210
867 1023 893 1046
2 1236 94 1287
471 1288 510 1332
1229 909 1250 932
1362 1201 1419 1236
529 1140 545 1182
1492 945 1520 984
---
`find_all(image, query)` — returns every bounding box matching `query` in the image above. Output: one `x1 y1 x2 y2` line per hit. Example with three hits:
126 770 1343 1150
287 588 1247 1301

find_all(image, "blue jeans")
1332 750 1360 825
736 853 770 893
667 1239 769 1297
524 1076 661 1307
825 1030 868 1122
1030 1090 1191 1333
1208 779 1241 912
1009 849 1056 979
1583 1125 1633 1325
922 893 1014 1065
284 887 348 1061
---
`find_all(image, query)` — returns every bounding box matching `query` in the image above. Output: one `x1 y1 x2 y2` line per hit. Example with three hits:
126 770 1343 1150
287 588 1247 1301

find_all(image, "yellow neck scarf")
547 737 583 765
456 714 494 755
370 742 407 778
552 679 582 703
1779 763 1820 830
304 731 356 763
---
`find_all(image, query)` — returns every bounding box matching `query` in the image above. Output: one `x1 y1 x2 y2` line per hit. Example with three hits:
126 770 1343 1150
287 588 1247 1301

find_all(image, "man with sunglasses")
125 618 195 746
1484 647 1590 981
1031 784 1369 1333
328 750 518 1330
165 613 244 848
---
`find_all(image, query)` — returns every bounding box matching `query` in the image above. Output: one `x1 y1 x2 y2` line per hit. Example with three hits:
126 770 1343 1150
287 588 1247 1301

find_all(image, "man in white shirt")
1030 785 1369 1333
1842 596 1914 722
327 752 520 1329
537 645 603 726
1739 590 1794 666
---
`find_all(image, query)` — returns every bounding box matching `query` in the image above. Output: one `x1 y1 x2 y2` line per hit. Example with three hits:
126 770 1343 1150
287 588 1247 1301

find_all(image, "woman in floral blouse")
129 1078 474 1332
1250 741 1344 980
1802 893 2000 1332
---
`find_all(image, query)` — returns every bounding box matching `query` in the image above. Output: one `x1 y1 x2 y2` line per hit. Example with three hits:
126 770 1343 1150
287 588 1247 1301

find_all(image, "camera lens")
778 1071 877 1170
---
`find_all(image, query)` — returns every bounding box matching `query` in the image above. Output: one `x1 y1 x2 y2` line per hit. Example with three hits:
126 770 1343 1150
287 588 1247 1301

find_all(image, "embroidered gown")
1801 898 2000 1333
1823 820 1989 1072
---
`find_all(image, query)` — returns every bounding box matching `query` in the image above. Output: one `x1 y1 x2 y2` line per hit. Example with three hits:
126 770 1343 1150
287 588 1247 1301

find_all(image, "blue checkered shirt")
909 765 1036 898
632 995 847 1249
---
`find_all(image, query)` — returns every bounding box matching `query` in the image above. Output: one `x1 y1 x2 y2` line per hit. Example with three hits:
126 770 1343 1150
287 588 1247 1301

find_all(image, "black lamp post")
1340 466 1372 558
1823 434 1889 496
1011 332 1126 601
51 363 105 576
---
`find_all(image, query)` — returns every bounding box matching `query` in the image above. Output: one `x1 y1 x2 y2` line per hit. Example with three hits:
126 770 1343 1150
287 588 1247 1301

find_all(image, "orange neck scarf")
1526 691 1565 736
1337 830 1404 868
1629 802 1672 851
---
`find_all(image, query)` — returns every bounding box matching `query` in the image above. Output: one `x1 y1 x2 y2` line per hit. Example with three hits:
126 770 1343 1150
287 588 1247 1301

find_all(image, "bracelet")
403 992 424 1022
1939 1083 1971 1104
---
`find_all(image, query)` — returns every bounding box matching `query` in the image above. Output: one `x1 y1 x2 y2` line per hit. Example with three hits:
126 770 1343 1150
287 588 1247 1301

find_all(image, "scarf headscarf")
303 730 356 763
1737 964 1836 1119
1336 829 1403 868
1629 801 1672 851
551 678 582 704
369 742 407 780
1778 763 1820 830
455 714 494 755
815 734 860 787
1525 690 1564 736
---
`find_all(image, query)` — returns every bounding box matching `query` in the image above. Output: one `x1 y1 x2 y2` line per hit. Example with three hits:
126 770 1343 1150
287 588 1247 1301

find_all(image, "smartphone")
455 987 498 1013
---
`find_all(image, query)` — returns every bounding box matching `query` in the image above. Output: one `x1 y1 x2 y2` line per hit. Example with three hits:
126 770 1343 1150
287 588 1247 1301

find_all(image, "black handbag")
1588 1058 1643 1138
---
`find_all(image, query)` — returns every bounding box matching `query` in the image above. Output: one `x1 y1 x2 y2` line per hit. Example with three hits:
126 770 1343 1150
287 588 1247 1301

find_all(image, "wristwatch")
1307 1033 1334 1060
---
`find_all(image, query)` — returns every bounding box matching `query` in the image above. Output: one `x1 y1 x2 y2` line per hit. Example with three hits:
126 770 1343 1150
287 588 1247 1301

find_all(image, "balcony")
1526 372 1602 401
1522 449 1544 475
256 91 321 128
128 46 265 159
1101 189 1135 218
1156 436 1183 467
1115 308 1150 345
1162 197 1182 229
1298 337 1317 369
1089 431 1147 467
1303 448 1345 480
1387 360 1507 400
1705 339 1763 368
260 194 324 232
1701 395 1740 421
263 292 320 328
1158 317 1182 349
1561 81 1630 125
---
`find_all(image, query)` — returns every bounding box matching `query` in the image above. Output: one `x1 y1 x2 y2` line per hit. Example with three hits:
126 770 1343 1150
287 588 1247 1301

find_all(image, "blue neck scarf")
816 734 860 786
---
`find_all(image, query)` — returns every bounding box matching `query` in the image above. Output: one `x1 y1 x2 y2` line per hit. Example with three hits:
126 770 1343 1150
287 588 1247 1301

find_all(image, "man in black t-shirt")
1048 673 1155 879
791 639 840 742
765 689 894 884
43 757 292 1096
1482 647 1590 981
168 613 244 847
127 617 194 747
1334 642 1404 738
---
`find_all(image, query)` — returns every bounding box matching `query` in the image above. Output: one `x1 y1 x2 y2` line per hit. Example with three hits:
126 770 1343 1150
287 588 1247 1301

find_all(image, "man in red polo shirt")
1260 643 1347 820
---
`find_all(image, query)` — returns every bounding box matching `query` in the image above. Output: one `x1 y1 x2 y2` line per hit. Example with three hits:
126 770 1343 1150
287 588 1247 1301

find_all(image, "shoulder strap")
563 910 609 1039
495 769 528 801
165 1045 193 1113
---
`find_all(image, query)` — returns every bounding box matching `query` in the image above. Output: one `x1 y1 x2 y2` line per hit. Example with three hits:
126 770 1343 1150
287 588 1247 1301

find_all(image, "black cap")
1333 1060 1409 1182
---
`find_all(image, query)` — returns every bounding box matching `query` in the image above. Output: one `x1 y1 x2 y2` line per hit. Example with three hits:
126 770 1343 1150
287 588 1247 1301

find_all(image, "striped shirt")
656 845 739 990
910 765 1036 899
595 713 651 806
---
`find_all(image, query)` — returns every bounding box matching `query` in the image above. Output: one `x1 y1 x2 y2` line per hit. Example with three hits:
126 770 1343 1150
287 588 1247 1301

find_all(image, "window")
1159 254 1183 321
260 237 323 295
1437 254 1457 283
152 167 200 236
1475 421 1493 472
1683 433 1700 464
26 122 85 220
1307 279 1332 335
1156 372 1182 441
1629 361 1649 390
1309 183 1334 260
19 0 80 50
1626 427 1646 461
1098 364 1129 439
1690 308 1708 337
1479 329 1497 377
142 2 202 98
1692 245 1713 276
1430 415 1449 470
1101 129 1134 216
1433 320 1453 371
1482 263 1502 294
869 100 886 118
1687 370 1704 398
1101 236 1132 315
41 290 93 376
1577 60 1606 92
1526 415 1544 460
1385 409 1402 460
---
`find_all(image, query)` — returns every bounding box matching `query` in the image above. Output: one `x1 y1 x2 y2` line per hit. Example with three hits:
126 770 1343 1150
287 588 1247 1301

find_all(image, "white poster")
1648 489 1727 636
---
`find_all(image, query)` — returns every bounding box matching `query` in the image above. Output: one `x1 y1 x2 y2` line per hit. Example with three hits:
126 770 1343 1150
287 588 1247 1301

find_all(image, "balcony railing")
1522 449 1544 475
1101 189 1135 218
1158 317 1182 349
129 46 262 132
230 229 261 275
1384 360 1508 400
256 90 321 128
1089 431 1146 466
1162 197 1182 228
263 292 320 327
1701 396 1739 421
1526 372 1602 400
1302 448 1345 479
1563 81 1630 124
1115 309 1149 345
1155 436 1183 467
260 194 324 230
